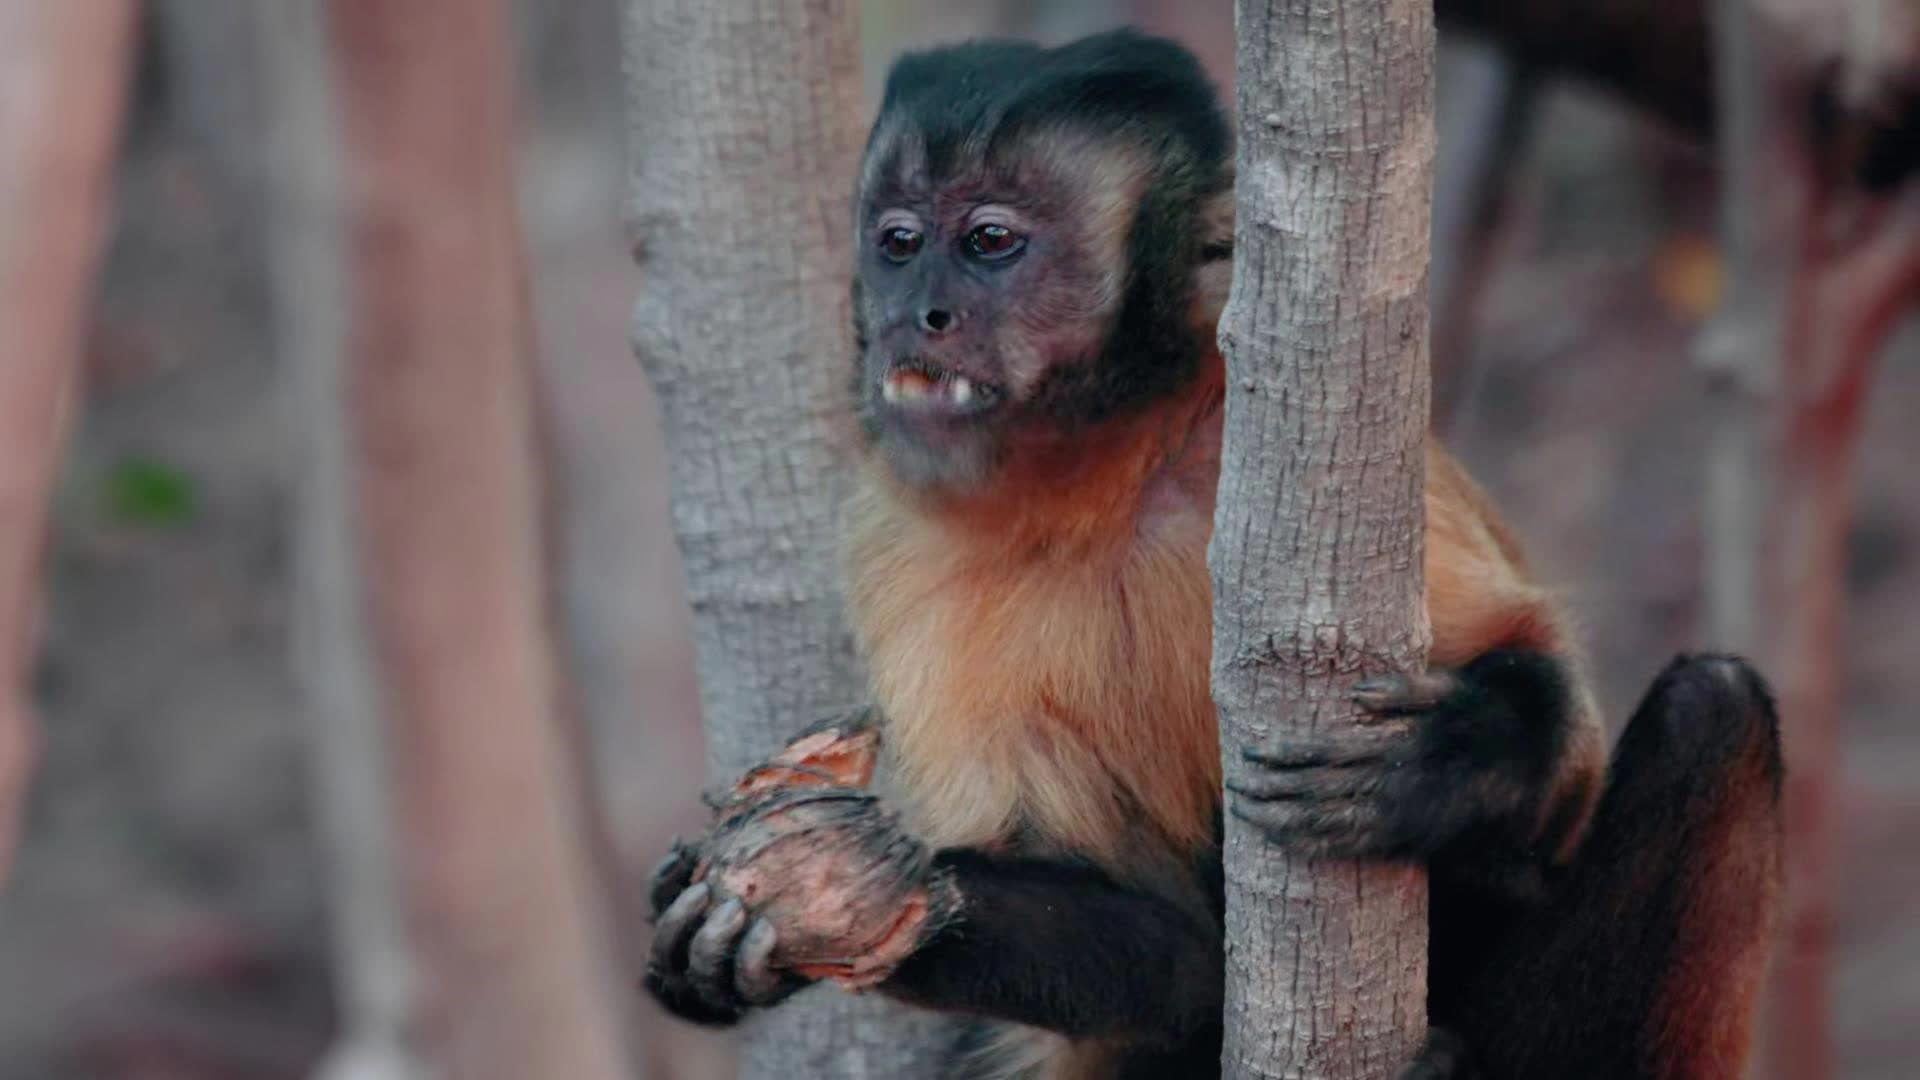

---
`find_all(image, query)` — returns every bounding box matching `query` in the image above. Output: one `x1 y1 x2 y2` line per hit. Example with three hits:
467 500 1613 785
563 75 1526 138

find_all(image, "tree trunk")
1211 3 1435 1078
0 0 138 884
1429 41 1538 436
262 4 426 1077
1437 0 1713 138
272 2 639 1077
619 1 949 1076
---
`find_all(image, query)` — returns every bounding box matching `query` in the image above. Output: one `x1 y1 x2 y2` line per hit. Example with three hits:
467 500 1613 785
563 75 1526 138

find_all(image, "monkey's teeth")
883 367 995 412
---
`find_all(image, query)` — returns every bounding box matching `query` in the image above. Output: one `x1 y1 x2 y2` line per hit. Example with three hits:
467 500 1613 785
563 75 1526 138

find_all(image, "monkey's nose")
919 308 957 335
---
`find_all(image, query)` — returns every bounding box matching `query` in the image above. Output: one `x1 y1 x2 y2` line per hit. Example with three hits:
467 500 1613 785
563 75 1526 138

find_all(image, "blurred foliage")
101 456 196 527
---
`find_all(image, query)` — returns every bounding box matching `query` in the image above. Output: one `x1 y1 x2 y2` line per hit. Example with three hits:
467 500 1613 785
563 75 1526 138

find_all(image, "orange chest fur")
840 441 1557 875
844 480 1222 871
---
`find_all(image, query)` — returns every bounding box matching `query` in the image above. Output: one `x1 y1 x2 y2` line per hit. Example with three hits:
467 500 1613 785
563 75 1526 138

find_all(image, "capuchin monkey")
643 29 1784 1080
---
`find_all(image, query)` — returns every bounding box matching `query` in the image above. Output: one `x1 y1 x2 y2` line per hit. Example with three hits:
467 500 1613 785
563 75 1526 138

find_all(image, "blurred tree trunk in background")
268 1 638 1077
327 0 637 1073
263 4 426 1078
1699 3 1920 1077
1211 1 1434 1077
151 3 264 192
620 0 950 1076
1429 42 1537 436
0 0 138 884
1437 0 1713 137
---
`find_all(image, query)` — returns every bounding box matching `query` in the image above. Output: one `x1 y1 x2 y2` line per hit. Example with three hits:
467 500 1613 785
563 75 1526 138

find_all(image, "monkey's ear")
1193 179 1235 327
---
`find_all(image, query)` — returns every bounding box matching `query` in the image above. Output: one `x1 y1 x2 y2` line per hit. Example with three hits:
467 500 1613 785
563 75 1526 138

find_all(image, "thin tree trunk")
263 4 426 1077
619 1 949 1076
1211 3 1435 1078
1438 0 1713 138
0 0 138 884
1697 0 1804 659
1430 42 1538 437
275 2 640 1077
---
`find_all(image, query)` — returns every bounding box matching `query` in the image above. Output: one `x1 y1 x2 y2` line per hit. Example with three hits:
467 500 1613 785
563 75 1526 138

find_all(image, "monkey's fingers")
1227 791 1396 860
649 881 712 980
686 896 751 1007
736 917 807 1005
1240 726 1404 770
1352 670 1459 718
1226 761 1387 802
644 882 748 1026
646 838 701 921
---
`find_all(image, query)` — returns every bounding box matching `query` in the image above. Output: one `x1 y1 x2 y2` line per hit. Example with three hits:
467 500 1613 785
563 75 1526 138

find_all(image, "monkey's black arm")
880 849 1222 1045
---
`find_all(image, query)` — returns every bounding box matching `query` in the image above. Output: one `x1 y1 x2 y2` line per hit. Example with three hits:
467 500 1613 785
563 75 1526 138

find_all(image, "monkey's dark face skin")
852 137 1138 490
849 31 1231 494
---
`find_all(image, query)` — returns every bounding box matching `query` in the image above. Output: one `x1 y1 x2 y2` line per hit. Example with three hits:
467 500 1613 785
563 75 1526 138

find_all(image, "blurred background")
2 1 1917 1078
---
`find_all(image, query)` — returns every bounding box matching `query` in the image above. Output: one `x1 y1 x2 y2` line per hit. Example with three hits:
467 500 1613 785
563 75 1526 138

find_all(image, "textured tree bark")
1211 3 1435 1078
291 2 640 1078
0 0 137 885
619 1 949 1076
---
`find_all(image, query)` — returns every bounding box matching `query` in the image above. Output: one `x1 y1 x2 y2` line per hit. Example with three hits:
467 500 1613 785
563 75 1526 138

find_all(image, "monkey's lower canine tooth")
882 379 902 404
951 377 974 405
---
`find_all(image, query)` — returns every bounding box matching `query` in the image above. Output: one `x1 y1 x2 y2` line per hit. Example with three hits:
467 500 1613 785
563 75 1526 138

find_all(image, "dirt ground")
1 7 1916 1079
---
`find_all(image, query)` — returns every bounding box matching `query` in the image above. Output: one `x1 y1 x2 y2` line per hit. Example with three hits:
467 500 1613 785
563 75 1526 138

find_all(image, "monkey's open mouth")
880 359 1003 417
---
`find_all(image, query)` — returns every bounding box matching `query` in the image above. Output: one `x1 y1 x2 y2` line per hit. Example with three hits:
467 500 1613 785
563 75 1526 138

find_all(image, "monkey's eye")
879 226 923 262
964 223 1024 261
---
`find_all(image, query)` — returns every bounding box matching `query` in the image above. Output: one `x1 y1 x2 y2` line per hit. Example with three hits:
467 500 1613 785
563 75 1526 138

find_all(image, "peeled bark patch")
721 719 883 810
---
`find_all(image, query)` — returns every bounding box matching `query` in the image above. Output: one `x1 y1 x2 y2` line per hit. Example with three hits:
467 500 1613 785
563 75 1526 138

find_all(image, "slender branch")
1430 41 1540 437
262 4 425 1076
1438 0 1713 137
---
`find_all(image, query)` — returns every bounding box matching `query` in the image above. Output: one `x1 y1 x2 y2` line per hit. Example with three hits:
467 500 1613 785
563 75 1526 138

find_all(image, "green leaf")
103 457 196 527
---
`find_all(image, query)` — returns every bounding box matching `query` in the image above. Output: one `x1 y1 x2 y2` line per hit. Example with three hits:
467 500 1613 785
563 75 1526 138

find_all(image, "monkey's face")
852 131 1146 492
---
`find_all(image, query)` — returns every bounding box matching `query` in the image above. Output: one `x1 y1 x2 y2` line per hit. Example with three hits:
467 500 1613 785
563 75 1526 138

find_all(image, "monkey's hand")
644 785 956 1027
1226 650 1570 873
